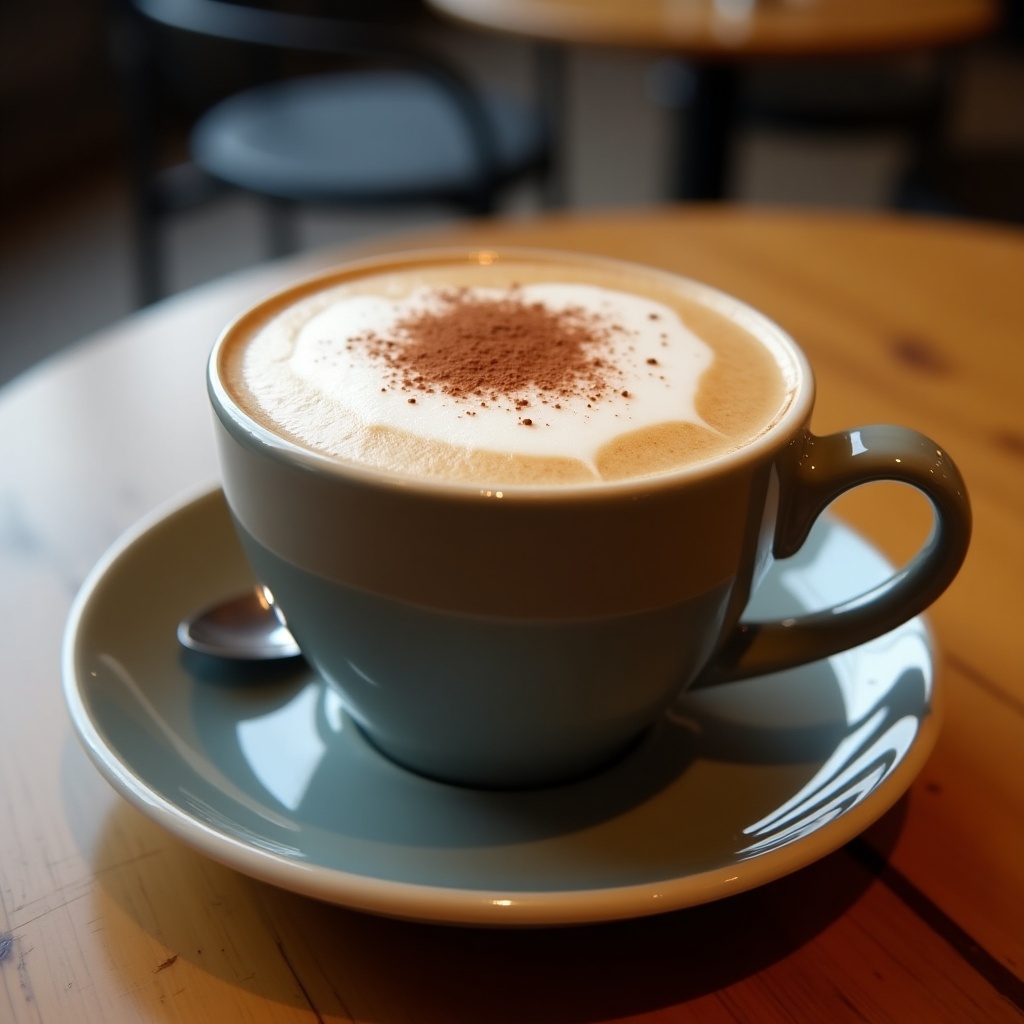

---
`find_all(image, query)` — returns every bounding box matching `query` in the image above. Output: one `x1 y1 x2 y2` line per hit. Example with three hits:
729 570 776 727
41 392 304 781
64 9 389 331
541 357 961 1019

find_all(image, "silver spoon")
177 586 302 660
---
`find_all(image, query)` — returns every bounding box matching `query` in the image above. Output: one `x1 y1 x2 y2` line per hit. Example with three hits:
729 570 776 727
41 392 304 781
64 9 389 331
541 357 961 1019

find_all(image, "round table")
429 0 1000 56
2 208 1022 1021
428 0 1001 199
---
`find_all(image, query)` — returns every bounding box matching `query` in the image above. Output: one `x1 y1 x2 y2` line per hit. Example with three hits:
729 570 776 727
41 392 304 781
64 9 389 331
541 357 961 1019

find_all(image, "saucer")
63 487 938 927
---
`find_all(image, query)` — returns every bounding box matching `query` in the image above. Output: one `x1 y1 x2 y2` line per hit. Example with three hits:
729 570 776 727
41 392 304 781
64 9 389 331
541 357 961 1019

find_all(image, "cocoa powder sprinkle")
353 289 622 407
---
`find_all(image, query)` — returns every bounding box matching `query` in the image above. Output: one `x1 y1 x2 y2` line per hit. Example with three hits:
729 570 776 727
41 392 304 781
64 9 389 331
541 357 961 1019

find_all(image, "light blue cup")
208 250 971 788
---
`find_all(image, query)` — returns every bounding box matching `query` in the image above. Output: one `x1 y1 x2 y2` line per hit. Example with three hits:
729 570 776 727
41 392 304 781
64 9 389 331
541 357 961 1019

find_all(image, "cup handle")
700 425 971 685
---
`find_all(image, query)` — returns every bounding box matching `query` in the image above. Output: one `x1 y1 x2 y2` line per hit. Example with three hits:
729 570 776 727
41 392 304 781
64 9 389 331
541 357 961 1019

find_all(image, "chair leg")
265 198 301 258
120 45 168 306
672 63 741 201
894 52 957 211
534 43 570 208
134 194 165 308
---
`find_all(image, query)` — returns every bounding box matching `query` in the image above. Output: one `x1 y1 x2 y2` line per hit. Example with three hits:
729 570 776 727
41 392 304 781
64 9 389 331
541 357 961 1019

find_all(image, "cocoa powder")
353 288 621 409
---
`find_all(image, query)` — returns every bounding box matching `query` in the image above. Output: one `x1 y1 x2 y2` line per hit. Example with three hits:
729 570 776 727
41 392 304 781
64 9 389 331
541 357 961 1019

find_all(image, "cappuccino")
207 248 969 787
220 252 797 485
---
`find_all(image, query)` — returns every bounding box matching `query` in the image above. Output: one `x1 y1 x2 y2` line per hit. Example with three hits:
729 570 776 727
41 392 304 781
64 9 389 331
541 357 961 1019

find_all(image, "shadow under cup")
207 249 971 789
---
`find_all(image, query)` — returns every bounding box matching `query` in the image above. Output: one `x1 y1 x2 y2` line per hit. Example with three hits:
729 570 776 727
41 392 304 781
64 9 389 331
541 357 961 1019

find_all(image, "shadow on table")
78 777 906 1022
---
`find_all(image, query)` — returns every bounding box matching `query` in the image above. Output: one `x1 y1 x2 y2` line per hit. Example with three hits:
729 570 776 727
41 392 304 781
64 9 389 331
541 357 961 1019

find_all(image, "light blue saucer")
63 487 938 927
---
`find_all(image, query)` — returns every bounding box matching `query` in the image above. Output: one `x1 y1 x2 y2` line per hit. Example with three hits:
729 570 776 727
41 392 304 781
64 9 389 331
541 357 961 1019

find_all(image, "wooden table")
428 0 1001 199
2 208 1022 1021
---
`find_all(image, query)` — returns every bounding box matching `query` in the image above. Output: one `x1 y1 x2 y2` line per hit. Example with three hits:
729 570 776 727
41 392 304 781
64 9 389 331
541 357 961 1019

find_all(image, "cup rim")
208 246 814 501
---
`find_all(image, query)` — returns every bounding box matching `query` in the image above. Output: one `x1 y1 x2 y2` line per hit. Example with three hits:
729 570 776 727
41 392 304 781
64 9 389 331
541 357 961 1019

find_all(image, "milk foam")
242 283 716 472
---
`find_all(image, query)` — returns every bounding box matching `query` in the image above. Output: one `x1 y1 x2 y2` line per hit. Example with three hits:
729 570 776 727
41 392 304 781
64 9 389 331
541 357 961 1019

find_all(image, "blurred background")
2 0 1022 387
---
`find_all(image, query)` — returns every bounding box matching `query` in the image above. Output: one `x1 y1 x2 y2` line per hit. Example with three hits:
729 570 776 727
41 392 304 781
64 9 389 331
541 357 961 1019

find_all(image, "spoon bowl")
178 588 302 661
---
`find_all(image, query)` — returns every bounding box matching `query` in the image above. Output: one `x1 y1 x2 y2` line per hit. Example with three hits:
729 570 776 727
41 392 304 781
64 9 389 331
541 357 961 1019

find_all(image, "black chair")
113 0 554 305
898 7 1024 223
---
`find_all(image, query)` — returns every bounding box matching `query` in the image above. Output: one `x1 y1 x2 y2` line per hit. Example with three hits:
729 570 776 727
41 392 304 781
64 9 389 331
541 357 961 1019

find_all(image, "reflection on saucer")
737 664 929 858
237 681 340 811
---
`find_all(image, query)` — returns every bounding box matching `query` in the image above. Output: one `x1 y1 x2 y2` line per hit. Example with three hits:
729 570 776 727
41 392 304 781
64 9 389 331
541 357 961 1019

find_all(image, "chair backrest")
130 0 502 176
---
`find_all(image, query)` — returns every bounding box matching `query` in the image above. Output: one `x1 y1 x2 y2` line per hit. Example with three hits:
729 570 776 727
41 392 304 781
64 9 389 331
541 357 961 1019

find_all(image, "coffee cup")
208 248 970 788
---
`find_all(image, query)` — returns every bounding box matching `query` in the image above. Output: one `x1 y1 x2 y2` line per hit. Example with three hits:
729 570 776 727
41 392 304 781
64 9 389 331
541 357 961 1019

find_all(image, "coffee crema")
221 255 797 485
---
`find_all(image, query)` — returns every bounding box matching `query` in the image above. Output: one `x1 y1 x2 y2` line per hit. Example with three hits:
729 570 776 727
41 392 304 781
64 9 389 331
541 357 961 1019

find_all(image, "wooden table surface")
427 0 1000 58
1 208 1022 1022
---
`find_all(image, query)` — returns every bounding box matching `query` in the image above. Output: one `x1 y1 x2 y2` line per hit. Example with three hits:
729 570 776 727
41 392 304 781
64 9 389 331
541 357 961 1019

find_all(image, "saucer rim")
62 485 941 927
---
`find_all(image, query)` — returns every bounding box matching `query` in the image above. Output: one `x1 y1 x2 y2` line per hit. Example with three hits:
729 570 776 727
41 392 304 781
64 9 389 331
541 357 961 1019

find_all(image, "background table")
2 208 1022 1021
429 0 1000 56
428 0 1001 199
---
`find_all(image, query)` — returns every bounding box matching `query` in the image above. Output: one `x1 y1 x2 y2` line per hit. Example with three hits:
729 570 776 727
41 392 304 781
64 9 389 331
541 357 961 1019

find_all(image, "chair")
113 0 554 305
897 8 1024 223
